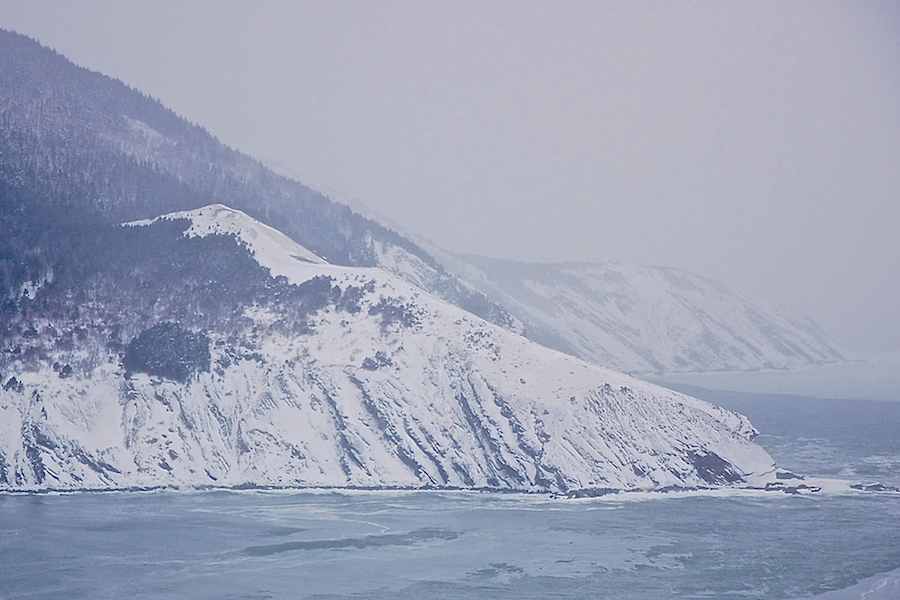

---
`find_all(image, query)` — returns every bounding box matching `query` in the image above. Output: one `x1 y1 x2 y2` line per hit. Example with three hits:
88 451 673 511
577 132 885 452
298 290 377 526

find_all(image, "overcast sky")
2 1 899 355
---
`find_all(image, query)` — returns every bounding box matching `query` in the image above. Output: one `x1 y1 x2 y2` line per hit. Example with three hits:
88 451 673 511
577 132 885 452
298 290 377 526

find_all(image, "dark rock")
851 483 900 492
766 482 821 494
361 351 393 371
691 451 744 484
3 377 24 393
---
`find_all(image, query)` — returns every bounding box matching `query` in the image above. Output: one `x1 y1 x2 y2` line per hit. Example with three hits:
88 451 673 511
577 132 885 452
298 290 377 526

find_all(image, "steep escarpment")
0 206 774 492
0 31 781 492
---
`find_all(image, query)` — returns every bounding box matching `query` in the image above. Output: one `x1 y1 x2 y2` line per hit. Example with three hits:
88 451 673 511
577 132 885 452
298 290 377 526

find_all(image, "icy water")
2 389 900 600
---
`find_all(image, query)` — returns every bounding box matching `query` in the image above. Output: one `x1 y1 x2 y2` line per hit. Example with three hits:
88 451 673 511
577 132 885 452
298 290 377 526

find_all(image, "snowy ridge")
0 206 774 492
369 237 525 336
125 204 327 278
435 255 845 375
0 30 843 381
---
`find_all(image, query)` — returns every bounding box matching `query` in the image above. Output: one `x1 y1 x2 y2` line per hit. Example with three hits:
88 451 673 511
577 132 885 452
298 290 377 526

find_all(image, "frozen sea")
2 366 900 599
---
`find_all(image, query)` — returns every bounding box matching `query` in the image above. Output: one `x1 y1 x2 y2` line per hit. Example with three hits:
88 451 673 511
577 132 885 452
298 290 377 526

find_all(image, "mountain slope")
434 254 845 375
0 205 774 492
0 29 516 332
0 30 842 373
1 29 847 375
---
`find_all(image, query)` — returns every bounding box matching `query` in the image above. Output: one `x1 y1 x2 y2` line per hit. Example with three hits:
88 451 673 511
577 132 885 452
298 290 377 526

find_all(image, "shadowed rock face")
691 452 745 485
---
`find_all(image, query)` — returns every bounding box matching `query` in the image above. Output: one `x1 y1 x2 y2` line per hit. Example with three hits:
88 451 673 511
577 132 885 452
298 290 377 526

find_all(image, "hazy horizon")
1 1 898 355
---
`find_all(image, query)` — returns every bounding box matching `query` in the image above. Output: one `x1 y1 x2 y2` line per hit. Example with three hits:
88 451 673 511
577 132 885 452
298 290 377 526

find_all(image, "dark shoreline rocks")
851 483 900 493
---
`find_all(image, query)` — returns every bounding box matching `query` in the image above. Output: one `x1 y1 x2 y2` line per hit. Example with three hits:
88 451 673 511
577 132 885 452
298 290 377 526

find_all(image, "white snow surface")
432 254 845 374
1 206 775 492
125 204 326 276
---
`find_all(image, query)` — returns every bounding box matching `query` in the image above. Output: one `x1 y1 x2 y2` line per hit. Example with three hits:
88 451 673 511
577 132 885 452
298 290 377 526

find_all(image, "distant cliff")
431 254 845 375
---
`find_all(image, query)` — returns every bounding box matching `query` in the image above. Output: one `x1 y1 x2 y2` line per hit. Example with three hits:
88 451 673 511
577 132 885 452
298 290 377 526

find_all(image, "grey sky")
2 1 899 354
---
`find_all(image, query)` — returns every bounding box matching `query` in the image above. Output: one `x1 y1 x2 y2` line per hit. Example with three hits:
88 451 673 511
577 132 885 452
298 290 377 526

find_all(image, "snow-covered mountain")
0 30 847 377
0 31 804 493
431 254 845 375
0 30 517 333
0 205 774 492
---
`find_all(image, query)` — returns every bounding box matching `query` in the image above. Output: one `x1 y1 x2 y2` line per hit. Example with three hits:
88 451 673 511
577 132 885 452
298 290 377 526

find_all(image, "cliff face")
0 206 773 492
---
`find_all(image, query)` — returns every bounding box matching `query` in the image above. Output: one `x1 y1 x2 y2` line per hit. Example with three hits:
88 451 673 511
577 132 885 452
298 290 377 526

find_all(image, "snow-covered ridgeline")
0 206 774 492
429 254 845 374
125 204 327 273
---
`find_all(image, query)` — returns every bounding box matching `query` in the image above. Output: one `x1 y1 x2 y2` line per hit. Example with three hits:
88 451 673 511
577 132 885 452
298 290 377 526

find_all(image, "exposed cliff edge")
0 206 774 492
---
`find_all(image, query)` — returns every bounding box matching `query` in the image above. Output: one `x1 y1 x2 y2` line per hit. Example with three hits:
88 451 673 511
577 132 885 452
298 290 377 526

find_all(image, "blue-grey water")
2 388 900 600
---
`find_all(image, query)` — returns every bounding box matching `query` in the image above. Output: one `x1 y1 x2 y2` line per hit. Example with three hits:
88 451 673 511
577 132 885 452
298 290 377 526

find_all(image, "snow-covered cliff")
0 206 774 492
